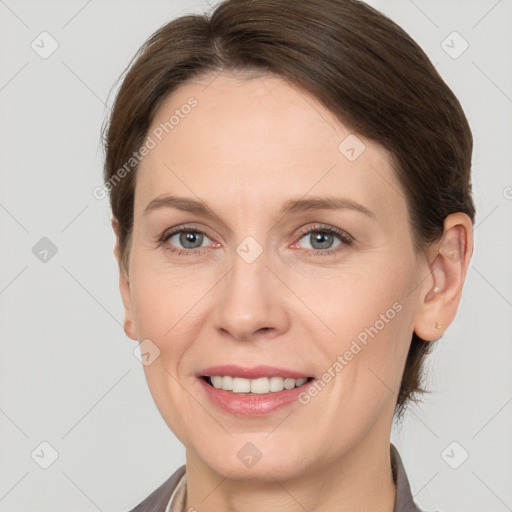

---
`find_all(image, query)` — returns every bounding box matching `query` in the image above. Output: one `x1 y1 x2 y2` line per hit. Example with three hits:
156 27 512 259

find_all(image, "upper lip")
197 365 313 379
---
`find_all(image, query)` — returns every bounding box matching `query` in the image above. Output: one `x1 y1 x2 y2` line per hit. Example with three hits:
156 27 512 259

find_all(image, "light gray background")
0 0 511 511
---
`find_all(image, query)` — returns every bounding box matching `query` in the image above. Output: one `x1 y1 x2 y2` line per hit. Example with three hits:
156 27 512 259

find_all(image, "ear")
413 213 474 341
112 217 137 341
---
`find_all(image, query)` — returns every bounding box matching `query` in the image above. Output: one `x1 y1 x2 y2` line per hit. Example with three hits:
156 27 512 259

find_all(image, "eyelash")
157 223 354 258
294 224 353 257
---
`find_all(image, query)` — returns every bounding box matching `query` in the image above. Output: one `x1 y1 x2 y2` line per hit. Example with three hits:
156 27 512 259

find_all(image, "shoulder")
391 444 437 512
128 449 440 512
127 465 186 512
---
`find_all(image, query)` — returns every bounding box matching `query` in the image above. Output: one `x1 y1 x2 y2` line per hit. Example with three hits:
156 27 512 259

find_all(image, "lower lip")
198 377 314 417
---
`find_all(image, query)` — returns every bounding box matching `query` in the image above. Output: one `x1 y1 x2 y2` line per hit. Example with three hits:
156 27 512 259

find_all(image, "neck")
184 435 397 512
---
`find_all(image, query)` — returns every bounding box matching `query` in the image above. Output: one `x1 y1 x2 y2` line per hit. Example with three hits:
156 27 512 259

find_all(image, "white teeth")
283 378 296 389
269 376 284 392
250 377 269 394
207 376 310 394
232 377 251 393
211 376 223 388
221 376 233 391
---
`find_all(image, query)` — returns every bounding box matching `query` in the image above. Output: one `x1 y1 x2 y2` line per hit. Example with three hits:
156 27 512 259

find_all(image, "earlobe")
112 217 137 341
413 213 473 342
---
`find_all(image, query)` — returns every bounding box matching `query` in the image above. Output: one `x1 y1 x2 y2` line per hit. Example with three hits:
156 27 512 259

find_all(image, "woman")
102 0 474 510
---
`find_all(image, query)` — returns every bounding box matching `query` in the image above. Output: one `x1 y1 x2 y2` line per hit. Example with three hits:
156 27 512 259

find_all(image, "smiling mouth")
201 375 314 394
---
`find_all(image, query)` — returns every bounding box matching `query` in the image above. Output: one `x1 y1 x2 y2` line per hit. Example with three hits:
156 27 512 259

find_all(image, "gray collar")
391 443 423 512
129 443 424 512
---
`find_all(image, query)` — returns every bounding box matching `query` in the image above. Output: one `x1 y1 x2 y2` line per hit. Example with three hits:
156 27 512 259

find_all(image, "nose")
212 246 290 342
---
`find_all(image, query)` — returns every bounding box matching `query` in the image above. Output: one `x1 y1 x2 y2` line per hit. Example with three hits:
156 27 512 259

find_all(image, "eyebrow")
279 196 375 219
143 194 376 220
143 195 221 219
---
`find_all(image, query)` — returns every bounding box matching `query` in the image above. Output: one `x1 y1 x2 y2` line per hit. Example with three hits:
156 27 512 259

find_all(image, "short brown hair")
102 0 475 417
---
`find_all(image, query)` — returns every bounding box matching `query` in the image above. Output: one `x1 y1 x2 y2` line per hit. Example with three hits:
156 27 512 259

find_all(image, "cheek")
141 363 194 449
129 250 212 342
128 254 214 432
296 257 417 393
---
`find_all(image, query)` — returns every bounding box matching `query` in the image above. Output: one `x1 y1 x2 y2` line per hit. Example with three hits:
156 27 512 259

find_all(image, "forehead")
135 72 404 220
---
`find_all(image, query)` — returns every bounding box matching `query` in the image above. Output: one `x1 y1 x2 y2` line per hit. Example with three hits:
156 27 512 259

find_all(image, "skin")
113 72 473 512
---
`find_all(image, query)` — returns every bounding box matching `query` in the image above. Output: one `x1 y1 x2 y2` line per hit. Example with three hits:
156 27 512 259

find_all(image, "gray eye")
168 231 208 249
298 231 341 251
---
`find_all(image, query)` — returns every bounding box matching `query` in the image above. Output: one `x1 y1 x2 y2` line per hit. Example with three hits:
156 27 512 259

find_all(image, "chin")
188 435 314 482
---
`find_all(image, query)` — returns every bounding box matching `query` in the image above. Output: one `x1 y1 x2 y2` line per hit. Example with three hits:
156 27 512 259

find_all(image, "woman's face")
119 72 430 479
